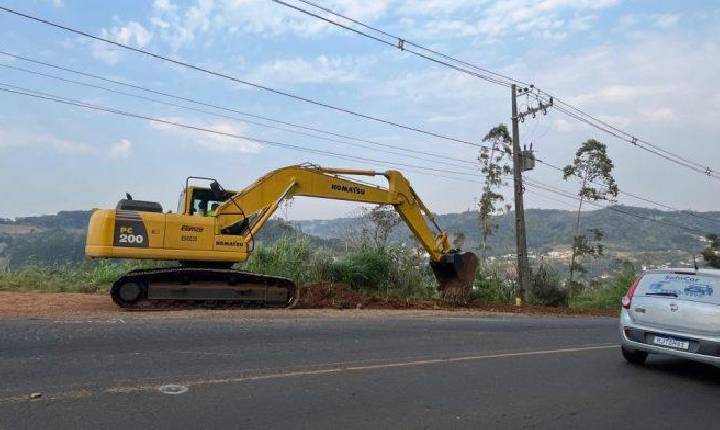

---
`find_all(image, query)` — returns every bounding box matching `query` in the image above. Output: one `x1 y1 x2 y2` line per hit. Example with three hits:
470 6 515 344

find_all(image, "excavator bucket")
430 252 479 303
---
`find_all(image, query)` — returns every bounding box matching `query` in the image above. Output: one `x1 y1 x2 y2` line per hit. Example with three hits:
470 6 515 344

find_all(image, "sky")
0 0 718 220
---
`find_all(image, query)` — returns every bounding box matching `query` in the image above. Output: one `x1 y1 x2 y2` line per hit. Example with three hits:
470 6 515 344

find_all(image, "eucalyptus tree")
478 124 513 260
563 139 618 283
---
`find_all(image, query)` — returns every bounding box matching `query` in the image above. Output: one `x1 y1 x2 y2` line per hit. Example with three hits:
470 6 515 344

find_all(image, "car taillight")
622 276 642 309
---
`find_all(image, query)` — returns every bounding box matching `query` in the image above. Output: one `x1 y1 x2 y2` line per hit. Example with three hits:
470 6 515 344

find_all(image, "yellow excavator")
85 165 478 309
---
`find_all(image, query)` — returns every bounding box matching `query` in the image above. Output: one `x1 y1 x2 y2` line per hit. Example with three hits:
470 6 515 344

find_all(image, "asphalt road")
1 313 719 429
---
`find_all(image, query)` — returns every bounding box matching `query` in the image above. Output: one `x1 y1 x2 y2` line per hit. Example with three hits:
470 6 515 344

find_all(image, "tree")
563 139 618 284
702 234 720 268
478 124 513 260
452 232 466 249
361 205 401 249
569 228 605 278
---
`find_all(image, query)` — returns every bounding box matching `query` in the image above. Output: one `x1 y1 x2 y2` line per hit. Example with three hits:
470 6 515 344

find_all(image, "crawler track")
110 267 297 310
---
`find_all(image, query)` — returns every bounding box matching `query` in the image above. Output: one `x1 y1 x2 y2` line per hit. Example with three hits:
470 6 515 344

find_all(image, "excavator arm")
86 164 477 307
214 165 477 298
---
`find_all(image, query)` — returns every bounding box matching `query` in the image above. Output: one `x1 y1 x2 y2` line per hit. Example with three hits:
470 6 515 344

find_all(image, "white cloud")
532 33 720 128
653 14 680 29
618 14 638 27
40 135 96 154
405 0 620 39
196 121 262 153
248 55 375 85
149 0 390 50
148 117 261 153
92 21 153 64
108 139 132 160
568 84 674 104
641 107 675 122
153 0 177 12
0 130 136 159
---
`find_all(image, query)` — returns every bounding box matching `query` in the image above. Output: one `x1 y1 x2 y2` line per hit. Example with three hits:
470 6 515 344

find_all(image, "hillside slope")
295 206 720 255
2 206 718 268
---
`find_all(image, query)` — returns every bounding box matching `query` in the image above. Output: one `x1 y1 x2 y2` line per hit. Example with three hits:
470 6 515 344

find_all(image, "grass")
243 236 438 298
569 269 636 310
0 234 637 311
0 260 159 293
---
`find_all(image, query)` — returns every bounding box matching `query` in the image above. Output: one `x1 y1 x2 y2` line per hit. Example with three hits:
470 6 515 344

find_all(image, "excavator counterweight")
85 165 478 308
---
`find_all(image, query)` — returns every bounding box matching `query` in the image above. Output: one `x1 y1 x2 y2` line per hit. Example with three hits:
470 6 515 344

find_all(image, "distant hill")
294 206 720 255
0 210 91 230
0 211 339 267
1 206 718 268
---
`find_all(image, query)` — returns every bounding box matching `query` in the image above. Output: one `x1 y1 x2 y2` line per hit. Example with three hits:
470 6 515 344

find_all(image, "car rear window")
637 273 720 304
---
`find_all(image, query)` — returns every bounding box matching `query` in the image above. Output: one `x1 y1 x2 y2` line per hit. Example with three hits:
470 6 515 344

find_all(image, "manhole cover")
159 384 189 395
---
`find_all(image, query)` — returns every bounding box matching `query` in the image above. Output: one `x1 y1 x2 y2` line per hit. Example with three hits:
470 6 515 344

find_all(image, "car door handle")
634 307 646 313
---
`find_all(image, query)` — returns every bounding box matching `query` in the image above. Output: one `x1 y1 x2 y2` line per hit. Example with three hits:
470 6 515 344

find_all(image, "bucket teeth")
430 252 478 303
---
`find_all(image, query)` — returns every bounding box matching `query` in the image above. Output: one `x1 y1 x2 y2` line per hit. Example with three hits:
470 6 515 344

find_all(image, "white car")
620 268 720 366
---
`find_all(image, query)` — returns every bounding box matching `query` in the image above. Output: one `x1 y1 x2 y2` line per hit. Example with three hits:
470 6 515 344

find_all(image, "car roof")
644 268 720 278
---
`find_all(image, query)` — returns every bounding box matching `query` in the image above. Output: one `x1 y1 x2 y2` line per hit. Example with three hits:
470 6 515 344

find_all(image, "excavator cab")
177 177 237 217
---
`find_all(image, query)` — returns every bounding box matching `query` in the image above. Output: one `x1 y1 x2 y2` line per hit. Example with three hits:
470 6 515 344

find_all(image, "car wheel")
621 346 648 365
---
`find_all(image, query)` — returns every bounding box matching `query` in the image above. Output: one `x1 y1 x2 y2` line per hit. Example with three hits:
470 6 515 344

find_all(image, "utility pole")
510 84 530 302
510 84 553 303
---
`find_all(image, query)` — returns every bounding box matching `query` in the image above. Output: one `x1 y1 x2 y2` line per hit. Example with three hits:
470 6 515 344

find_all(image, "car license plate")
653 335 690 350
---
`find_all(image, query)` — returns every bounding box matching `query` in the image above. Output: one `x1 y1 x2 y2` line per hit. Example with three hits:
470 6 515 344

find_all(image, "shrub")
570 268 637 309
242 235 332 286
331 245 391 290
471 265 515 304
529 264 568 307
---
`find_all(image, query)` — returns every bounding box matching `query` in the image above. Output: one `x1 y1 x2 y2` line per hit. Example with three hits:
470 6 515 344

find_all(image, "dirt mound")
296 283 440 310
0 287 617 319
295 283 617 317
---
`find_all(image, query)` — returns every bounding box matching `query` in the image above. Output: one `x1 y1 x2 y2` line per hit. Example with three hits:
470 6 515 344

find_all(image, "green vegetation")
563 139 618 285
298 206 719 256
243 235 437 298
529 264 568 307
477 123 513 260
570 267 637 310
0 206 645 311
3 207 718 272
2 229 87 266
471 266 516 304
0 233 636 312
0 260 139 293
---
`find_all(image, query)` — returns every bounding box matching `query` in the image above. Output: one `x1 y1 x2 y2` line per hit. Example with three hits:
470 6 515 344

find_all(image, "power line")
540 92 711 172
4 79 714 236
534 158 720 226
0 6 484 148
270 0 515 87
292 0 528 87
3 52 715 230
3 4 714 209
538 95 720 180
272 0 720 181
0 60 478 172
0 50 480 168
7 50 712 227
523 178 709 235
0 82 483 181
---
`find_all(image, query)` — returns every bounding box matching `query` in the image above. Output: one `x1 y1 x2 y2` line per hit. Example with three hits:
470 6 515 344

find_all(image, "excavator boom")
85 165 477 308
